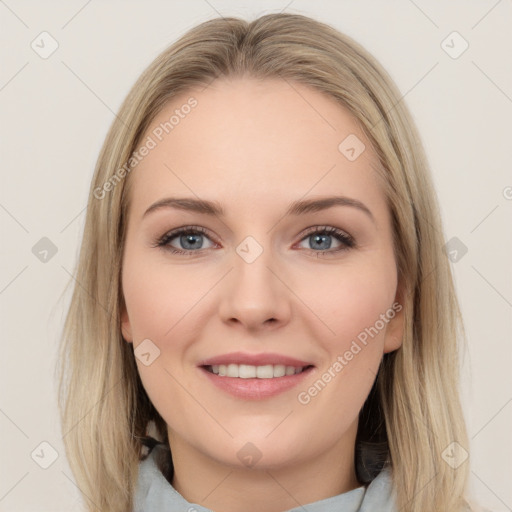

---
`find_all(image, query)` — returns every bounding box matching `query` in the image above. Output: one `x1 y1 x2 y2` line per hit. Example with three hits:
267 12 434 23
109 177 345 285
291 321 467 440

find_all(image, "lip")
198 365 315 399
197 351 315 400
197 351 313 367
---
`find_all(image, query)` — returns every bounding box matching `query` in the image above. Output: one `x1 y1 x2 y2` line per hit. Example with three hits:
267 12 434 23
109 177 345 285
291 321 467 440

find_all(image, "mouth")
202 363 314 379
197 353 315 399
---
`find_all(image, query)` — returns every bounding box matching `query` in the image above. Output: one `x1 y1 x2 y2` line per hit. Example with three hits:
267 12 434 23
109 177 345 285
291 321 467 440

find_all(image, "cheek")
122 250 221 404
122 252 204 421
293 259 396 418
298 256 397 353
123 244 397 365
122 251 208 341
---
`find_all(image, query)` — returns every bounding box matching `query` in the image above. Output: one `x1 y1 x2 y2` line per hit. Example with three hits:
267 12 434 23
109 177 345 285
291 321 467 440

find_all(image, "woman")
58 13 475 512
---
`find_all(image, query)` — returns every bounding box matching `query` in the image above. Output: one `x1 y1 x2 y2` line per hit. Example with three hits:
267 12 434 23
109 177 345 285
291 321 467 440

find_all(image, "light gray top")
134 444 397 511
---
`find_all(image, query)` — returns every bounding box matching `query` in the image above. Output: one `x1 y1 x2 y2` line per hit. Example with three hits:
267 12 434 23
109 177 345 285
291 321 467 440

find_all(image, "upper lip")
198 351 314 368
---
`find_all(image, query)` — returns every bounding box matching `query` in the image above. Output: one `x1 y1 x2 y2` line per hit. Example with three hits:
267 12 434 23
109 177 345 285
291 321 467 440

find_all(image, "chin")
211 434 311 471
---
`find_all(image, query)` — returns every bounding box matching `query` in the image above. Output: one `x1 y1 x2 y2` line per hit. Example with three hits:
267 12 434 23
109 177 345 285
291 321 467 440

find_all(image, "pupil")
182 233 201 249
312 234 331 250
179 233 333 251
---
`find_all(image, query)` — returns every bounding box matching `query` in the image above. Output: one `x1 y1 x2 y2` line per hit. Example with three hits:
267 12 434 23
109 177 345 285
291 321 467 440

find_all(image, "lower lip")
199 366 315 399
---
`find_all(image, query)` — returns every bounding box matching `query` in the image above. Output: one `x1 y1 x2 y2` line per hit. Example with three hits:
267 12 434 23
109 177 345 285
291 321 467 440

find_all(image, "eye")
154 225 355 256
296 226 355 256
154 226 217 255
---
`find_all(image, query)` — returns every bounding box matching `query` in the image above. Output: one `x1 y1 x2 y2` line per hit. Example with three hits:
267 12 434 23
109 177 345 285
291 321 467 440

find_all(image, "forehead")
126 77 385 220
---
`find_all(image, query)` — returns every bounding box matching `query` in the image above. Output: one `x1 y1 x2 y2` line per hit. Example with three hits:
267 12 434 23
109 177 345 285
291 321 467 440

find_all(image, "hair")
57 12 473 512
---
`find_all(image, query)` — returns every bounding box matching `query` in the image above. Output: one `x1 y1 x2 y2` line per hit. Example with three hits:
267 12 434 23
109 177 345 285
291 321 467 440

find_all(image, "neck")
167 422 361 512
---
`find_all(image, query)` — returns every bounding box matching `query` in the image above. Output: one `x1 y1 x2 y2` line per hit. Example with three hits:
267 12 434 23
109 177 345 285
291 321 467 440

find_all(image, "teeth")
273 364 286 377
227 364 239 377
210 364 307 378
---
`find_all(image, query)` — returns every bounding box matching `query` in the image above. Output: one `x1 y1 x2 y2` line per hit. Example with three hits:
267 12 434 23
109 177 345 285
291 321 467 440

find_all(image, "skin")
120 77 404 512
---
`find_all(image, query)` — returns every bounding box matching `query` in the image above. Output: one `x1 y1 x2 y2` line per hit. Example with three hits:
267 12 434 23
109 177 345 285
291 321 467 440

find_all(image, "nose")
218 240 292 332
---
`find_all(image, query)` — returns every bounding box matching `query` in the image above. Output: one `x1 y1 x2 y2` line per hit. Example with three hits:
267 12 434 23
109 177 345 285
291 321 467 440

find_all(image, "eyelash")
153 225 356 257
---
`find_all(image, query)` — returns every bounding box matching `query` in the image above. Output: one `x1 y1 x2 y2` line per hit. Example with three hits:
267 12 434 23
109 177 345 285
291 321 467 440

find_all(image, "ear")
383 281 406 354
120 301 133 343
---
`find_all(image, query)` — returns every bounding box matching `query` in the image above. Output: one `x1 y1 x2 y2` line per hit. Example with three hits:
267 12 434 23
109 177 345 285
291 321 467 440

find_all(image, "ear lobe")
383 283 406 354
120 305 133 343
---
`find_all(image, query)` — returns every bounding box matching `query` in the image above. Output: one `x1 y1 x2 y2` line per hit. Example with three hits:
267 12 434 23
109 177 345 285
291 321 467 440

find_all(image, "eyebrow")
143 195 375 223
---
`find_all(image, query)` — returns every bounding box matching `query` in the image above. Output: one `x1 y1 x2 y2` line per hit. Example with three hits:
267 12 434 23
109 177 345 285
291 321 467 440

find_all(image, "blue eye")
155 225 355 256
155 226 215 254
297 226 355 255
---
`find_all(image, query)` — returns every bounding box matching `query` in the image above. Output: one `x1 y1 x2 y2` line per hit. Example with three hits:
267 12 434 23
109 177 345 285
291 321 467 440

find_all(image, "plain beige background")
1 1 511 511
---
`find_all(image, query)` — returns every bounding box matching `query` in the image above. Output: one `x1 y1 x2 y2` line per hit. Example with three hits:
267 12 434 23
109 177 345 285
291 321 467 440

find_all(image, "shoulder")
361 467 492 512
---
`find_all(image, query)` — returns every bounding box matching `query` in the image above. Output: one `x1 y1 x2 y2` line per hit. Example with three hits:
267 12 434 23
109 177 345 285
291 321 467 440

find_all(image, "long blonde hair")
58 13 472 511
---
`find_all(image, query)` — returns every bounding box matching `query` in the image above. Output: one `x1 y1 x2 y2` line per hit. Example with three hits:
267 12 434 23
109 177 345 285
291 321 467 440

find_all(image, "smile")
197 351 315 399
204 363 312 378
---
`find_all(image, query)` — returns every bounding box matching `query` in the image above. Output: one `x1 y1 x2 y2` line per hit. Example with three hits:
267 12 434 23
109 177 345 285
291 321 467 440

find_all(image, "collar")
134 443 397 512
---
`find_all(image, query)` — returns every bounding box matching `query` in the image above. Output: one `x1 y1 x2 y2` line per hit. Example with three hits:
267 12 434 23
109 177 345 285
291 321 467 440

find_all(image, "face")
120 77 404 471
